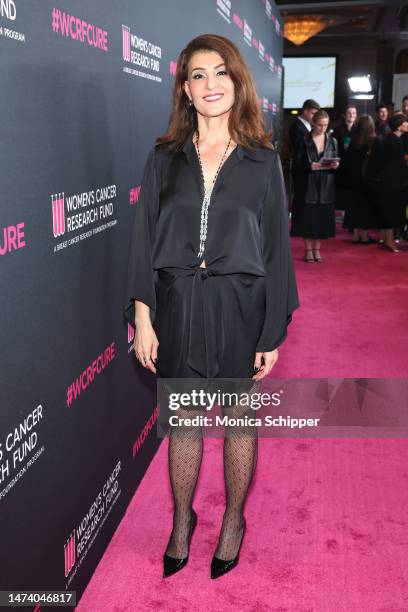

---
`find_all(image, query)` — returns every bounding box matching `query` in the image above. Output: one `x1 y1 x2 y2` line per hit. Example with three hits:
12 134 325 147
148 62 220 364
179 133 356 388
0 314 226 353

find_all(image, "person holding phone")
290 110 339 262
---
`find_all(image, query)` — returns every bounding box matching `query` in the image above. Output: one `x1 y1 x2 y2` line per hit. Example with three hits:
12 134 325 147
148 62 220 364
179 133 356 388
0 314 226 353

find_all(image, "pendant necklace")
194 129 232 259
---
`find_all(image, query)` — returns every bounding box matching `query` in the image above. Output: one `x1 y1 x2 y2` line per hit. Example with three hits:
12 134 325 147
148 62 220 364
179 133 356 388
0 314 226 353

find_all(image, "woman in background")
290 110 339 262
333 104 358 217
377 113 408 252
342 115 379 243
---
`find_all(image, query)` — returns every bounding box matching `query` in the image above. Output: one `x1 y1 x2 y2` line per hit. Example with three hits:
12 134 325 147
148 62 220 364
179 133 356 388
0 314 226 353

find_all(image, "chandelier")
284 16 329 46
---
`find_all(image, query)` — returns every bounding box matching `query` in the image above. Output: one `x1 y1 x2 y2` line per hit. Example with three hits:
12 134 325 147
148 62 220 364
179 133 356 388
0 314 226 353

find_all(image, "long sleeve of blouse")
124 146 160 326
255 150 300 351
124 132 300 352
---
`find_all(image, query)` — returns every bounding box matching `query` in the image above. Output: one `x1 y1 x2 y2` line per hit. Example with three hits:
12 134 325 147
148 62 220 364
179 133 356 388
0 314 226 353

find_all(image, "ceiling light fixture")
284 16 329 46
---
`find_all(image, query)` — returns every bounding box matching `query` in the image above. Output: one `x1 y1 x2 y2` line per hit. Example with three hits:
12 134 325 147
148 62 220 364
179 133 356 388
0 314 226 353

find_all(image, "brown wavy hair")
156 34 274 152
352 115 376 149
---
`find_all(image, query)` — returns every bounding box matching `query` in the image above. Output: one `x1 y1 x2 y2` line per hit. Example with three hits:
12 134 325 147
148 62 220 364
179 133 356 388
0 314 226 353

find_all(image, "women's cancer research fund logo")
0 0 26 43
121 24 162 82
64 460 122 583
51 193 66 238
50 184 117 253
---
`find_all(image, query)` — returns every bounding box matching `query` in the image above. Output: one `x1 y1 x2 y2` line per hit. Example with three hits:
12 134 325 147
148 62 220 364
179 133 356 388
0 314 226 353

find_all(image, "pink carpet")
77 221 408 611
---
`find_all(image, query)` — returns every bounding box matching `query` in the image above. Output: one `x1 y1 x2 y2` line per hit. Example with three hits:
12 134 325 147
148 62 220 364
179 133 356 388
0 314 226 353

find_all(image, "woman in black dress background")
377 113 408 252
290 110 339 262
342 115 380 243
333 104 357 215
124 34 299 579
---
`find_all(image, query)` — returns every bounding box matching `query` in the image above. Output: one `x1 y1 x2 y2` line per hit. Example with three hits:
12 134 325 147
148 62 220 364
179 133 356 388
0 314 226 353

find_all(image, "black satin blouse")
124 129 300 353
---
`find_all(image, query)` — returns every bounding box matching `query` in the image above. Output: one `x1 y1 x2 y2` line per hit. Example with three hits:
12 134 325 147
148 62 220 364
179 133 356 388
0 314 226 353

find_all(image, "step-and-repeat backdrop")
0 0 282 608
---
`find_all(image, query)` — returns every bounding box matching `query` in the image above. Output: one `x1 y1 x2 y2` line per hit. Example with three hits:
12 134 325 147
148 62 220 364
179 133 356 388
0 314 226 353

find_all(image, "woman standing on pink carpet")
377 113 408 252
124 34 299 579
290 110 340 263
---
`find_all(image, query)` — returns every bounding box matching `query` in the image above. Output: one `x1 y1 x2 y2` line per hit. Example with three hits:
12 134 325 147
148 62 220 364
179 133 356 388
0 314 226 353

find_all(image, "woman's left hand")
330 160 340 169
252 349 279 380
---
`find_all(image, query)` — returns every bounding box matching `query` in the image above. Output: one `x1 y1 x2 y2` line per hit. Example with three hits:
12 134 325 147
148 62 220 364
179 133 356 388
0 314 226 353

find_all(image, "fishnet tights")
165 409 203 558
214 407 258 560
165 405 258 561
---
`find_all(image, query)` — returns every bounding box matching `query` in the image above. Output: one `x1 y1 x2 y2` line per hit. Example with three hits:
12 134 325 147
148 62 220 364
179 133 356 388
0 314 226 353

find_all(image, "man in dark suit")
374 103 391 141
289 98 320 154
289 99 320 212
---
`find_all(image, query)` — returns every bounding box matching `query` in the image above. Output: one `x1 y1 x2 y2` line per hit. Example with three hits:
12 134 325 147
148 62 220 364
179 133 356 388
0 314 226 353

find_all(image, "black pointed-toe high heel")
163 508 197 578
210 517 246 579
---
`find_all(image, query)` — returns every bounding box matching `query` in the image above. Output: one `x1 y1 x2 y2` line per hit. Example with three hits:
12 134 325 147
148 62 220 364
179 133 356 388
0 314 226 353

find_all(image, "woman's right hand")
311 161 322 171
133 322 159 374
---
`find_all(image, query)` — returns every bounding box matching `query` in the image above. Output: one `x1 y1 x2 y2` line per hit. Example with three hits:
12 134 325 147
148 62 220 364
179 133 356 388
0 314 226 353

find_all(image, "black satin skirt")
153 266 267 379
